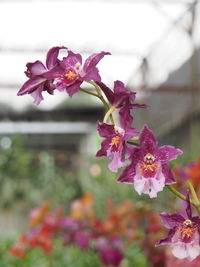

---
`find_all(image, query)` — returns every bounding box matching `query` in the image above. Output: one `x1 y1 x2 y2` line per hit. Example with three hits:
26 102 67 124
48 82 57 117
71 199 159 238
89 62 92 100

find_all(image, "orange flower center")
111 136 121 146
180 220 195 241
110 135 122 152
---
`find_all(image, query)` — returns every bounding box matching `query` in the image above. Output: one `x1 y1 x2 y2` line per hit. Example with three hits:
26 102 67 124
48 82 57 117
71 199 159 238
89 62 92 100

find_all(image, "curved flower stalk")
118 125 183 198
156 195 200 261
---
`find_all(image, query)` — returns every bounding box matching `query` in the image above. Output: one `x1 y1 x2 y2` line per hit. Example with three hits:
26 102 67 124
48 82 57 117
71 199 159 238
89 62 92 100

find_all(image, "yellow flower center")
64 70 79 81
180 220 195 239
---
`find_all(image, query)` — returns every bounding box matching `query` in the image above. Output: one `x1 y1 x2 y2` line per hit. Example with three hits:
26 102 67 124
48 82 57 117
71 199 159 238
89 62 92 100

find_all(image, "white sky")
0 0 199 110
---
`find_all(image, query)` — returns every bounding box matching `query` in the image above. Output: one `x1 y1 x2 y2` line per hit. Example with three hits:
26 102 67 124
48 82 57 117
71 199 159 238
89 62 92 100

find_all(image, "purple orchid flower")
96 81 147 134
96 121 138 172
43 50 110 97
118 125 183 198
17 46 68 105
95 237 124 267
156 195 200 261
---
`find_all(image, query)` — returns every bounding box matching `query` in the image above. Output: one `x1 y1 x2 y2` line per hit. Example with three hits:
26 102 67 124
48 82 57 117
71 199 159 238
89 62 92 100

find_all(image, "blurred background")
0 0 200 266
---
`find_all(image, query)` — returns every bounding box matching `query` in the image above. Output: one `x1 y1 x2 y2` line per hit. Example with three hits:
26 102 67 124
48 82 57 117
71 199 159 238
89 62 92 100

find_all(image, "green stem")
87 81 115 124
80 87 98 97
187 181 200 206
126 140 139 146
166 185 200 213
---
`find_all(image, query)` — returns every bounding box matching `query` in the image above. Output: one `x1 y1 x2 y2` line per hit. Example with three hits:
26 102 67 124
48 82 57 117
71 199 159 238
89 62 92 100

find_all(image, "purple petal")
42 65 64 79
117 165 135 184
155 229 176 246
46 46 67 70
100 249 123 267
84 67 101 82
17 77 46 95
60 50 82 69
25 61 46 77
186 193 192 219
96 139 111 157
159 212 184 229
157 145 183 163
83 51 110 73
97 122 115 138
129 103 148 109
107 149 125 172
96 82 115 105
113 80 128 94
31 85 44 105
162 164 176 184
119 105 137 140
66 81 82 97
140 125 158 154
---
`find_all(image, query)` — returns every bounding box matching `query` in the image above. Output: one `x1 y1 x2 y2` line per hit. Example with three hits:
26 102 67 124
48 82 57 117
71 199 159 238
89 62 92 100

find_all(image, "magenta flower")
96 122 137 172
118 125 183 198
17 46 67 105
43 50 110 97
95 237 124 267
100 249 123 267
96 81 147 134
156 196 200 261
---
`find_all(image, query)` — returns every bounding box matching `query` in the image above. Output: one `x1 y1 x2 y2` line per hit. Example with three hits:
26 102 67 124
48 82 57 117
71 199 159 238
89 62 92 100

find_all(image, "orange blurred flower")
70 193 96 221
29 202 50 227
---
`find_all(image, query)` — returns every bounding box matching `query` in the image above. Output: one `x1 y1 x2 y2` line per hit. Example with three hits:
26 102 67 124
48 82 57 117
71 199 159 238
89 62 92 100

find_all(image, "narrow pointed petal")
46 46 67 70
140 125 158 154
83 51 110 73
17 77 46 95
96 82 115 104
117 165 135 184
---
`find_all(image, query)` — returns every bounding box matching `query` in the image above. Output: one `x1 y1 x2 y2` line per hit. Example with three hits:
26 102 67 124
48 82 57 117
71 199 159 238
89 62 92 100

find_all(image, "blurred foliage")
0 134 198 266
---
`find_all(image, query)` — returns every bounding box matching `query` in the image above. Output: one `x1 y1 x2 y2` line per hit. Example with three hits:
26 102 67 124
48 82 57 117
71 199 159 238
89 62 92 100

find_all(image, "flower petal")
117 165 135 184
157 145 183 163
162 164 176 184
25 61 46 77
46 46 67 70
83 51 110 73
159 212 184 229
140 125 158 154
67 81 82 97
97 122 115 138
96 82 115 104
60 50 82 69
17 77 46 95
31 85 44 105
84 67 101 82
155 229 176 246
